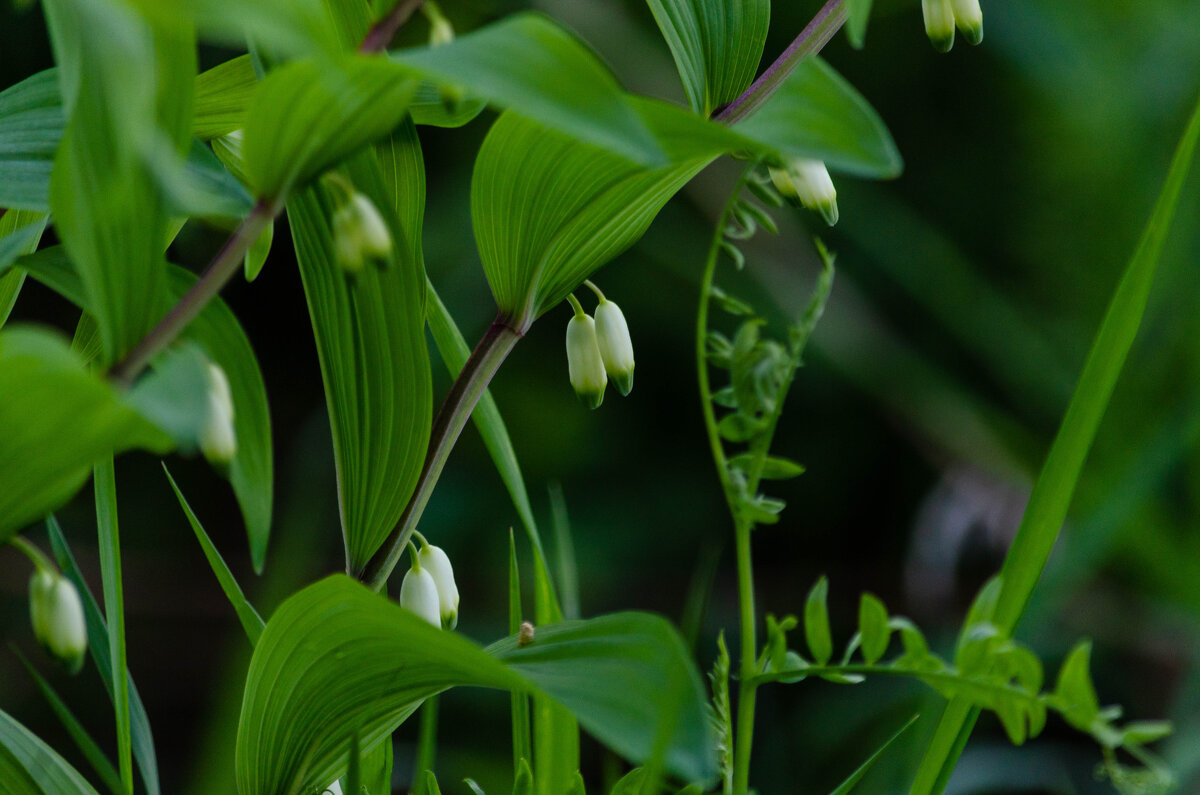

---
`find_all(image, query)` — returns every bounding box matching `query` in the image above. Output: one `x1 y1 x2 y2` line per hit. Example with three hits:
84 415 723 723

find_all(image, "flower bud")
565 303 607 409
29 570 87 674
332 193 392 273
593 298 635 396
417 543 459 630
323 782 343 795
200 362 237 465
922 0 956 52
769 159 839 226
425 3 455 47
399 562 441 628
951 0 983 45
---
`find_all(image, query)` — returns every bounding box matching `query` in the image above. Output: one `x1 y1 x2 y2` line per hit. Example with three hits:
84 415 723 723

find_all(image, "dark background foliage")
2 0 1199 792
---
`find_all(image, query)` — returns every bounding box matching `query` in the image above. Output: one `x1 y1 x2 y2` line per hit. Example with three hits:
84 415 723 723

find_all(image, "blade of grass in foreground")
95 457 133 793
911 94 1200 795
164 465 265 646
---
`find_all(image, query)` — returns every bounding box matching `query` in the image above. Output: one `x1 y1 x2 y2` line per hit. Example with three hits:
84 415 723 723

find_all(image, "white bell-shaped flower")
332 192 392 273
921 0 956 52
399 557 441 628
29 569 87 674
417 541 459 630
200 362 237 465
586 282 635 396
950 0 983 45
769 159 839 227
565 295 607 409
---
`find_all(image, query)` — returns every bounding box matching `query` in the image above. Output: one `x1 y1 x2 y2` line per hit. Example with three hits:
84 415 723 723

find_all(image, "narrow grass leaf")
47 518 160 795
163 465 265 645
910 93 1200 795
828 715 918 795
94 458 132 792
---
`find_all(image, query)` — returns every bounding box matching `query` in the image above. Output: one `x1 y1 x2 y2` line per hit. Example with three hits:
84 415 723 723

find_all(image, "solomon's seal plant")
0 0 1195 793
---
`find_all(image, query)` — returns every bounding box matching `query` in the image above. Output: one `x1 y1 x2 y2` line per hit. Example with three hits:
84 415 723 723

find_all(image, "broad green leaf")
804 577 833 665
287 151 431 571
174 0 338 59
735 59 899 178
241 56 416 199
48 518 160 795
0 327 172 541
911 93 1200 795
94 457 134 791
235 576 716 795
194 54 256 141
472 110 710 328
0 211 46 328
827 715 918 795
392 13 663 165
164 465 266 645
409 83 487 129
845 0 875 49
0 708 99 795
644 0 770 115
43 0 195 363
16 650 126 795
8 248 275 570
0 70 60 210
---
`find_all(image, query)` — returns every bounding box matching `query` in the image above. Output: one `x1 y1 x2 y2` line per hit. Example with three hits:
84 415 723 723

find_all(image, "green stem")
714 0 848 124
8 535 56 574
108 200 277 386
696 170 758 794
413 695 439 792
361 317 524 590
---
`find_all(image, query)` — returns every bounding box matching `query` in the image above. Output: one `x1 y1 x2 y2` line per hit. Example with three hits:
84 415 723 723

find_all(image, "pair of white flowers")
922 0 984 52
565 282 635 409
399 536 460 630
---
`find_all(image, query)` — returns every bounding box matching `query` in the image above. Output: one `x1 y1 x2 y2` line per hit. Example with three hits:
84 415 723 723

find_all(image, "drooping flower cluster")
564 281 635 408
769 159 839 227
399 534 459 630
921 0 983 52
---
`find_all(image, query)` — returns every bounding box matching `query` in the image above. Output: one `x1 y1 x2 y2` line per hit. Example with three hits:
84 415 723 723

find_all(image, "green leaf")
845 0 875 49
728 453 804 480
244 219 274 281
174 0 338 60
235 576 716 795
0 211 46 328
392 13 663 165
43 0 195 362
15 651 125 795
0 708 100 794
48 518 160 795
9 249 275 569
858 593 891 665
804 577 833 666
94 457 133 792
1119 721 1173 747
729 57 901 178
472 111 709 328
288 153 432 572
193 54 256 141
0 70 60 210
512 758 534 795
241 55 416 199
910 92 1200 795
827 715 918 795
164 465 266 645
644 0 770 115
0 327 173 541
409 82 487 129
1053 641 1100 732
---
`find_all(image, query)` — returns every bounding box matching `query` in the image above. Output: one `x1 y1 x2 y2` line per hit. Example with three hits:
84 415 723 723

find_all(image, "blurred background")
2 0 1199 792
